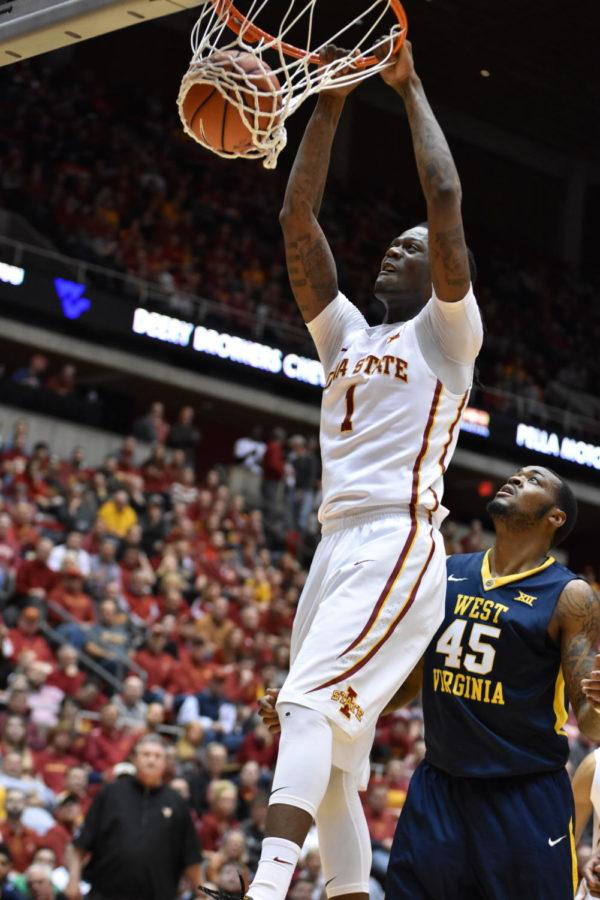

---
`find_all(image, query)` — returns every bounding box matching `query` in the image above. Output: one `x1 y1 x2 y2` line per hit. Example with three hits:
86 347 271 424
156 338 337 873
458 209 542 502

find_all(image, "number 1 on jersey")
341 385 357 433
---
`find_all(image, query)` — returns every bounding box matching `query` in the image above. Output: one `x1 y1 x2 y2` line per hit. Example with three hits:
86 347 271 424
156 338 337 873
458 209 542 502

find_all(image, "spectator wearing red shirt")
0 789 41 872
261 427 286 519
237 723 278 772
33 724 80 794
374 711 414 761
364 784 398 848
133 622 176 696
11 502 40 553
168 636 216 697
84 703 136 774
7 607 54 665
46 645 86 696
140 445 171 494
59 445 90 487
39 793 82 865
123 569 159 625
47 566 95 625
196 780 239 852
222 657 261 705
15 539 58 602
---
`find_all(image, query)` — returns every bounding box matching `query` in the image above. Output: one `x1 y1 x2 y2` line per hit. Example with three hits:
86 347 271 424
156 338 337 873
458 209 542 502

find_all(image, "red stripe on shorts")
309 528 436 693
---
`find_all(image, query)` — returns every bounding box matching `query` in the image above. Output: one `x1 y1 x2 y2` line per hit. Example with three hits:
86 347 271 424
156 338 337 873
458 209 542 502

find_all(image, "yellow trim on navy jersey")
480 549 556 592
553 667 568 736
568 817 577 896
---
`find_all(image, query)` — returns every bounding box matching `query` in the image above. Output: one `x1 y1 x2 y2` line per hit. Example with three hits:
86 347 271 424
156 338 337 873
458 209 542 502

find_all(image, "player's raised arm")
279 52 356 323
555 579 600 741
377 41 470 303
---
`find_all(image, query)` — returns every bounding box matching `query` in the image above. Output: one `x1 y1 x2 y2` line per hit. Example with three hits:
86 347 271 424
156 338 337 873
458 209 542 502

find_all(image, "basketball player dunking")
203 40 482 900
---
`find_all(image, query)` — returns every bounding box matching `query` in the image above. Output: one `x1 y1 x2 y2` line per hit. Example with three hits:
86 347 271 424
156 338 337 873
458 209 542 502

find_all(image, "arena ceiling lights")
0 0 207 65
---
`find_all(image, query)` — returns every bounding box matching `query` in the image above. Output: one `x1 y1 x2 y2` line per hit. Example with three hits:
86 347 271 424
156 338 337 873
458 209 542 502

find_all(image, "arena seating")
0 413 596 895
1 57 599 432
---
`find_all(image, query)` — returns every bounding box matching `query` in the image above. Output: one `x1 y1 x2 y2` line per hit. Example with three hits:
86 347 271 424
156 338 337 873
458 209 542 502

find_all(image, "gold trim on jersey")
479 549 556 592
553 667 568 736
568 817 577 896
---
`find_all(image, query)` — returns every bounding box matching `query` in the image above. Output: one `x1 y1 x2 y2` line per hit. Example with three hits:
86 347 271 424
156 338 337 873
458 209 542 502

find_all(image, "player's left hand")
583 850 600 897
258 688 281 733
319 45 361 99
374 38 416 90
580 653 600 709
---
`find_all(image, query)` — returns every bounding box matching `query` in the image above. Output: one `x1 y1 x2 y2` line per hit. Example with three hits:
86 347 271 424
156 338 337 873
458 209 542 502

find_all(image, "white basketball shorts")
277 512 446 787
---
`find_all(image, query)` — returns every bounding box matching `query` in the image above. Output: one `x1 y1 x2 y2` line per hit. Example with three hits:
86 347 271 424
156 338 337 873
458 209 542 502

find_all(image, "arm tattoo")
558 580 600 714
399 78 469 299
431 225 470 288
286 234 337 305
401 85 459 202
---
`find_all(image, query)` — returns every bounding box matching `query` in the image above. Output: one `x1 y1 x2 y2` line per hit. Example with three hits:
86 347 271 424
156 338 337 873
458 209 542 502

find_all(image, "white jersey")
307 287 483 527
575 748 600 900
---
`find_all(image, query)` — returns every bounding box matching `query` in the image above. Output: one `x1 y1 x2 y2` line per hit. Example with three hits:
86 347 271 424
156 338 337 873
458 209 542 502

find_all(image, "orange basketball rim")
210 0 408 69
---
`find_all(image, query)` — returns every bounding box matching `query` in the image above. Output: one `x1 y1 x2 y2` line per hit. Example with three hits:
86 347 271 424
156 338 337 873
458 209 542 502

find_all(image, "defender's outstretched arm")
379 42 470 303
279 63 355 323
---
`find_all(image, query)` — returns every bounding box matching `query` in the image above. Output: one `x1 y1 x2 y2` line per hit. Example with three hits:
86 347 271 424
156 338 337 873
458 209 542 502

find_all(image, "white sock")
247 837 301 900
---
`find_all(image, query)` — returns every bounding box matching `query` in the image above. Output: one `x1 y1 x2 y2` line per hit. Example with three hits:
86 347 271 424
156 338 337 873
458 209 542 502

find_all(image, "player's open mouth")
380 261 397 273
496 484 515 497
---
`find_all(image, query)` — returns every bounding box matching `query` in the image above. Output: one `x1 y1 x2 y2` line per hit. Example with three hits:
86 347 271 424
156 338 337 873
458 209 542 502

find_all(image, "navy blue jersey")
422 550 577 778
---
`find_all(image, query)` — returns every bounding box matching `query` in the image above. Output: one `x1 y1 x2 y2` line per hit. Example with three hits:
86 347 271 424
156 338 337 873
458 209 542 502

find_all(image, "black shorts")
386 761 577 900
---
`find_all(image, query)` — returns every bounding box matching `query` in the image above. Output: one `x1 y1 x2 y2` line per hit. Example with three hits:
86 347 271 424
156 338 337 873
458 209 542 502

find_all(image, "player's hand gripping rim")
319 45 362 100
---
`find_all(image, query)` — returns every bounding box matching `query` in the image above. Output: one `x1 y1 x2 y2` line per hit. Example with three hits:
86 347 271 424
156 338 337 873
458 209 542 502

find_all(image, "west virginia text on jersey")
422 550 577 777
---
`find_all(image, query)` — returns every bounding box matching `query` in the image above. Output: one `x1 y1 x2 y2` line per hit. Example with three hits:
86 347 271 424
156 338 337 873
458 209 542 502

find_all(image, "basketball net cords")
178 0 401 168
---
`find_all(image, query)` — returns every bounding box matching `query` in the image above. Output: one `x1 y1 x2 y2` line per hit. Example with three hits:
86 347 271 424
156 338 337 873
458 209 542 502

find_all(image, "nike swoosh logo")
269 786 289 798
272 857 293 865
548 835 567 847
448 575 468 582
354 559 374 567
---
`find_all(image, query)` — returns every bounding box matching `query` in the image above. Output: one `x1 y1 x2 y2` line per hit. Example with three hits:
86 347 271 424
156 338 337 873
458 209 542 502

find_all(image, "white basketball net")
177 0 404 169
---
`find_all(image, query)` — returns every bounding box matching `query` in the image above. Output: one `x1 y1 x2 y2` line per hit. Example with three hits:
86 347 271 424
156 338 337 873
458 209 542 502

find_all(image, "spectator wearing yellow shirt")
97 490 137 538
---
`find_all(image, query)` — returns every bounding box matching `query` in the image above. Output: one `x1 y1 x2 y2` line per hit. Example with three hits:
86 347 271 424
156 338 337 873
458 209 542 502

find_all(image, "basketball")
180 51 282 155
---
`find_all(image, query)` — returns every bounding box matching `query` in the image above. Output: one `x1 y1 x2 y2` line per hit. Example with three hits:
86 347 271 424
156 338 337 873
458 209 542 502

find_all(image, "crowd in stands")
1 57 600 428
0 409 597 896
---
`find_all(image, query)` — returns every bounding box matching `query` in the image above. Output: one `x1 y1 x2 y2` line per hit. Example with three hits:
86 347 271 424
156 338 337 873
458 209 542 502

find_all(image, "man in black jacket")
65 734 201 900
